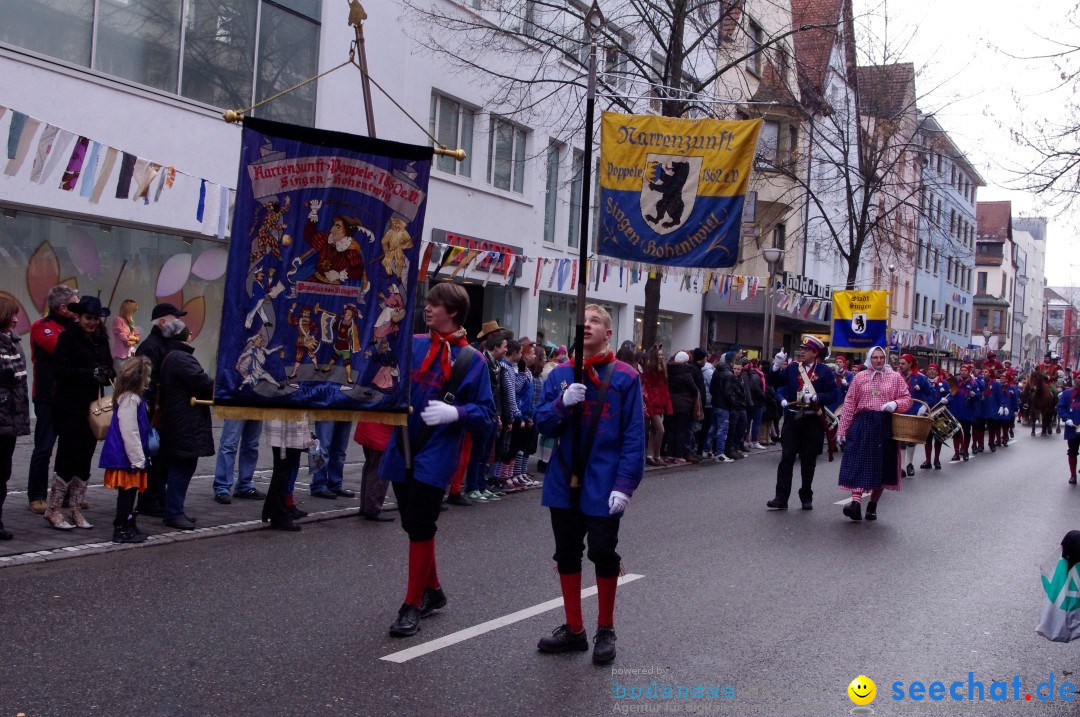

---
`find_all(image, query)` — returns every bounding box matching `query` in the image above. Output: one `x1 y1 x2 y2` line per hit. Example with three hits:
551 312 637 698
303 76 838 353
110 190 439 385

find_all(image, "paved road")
2 432 1078 716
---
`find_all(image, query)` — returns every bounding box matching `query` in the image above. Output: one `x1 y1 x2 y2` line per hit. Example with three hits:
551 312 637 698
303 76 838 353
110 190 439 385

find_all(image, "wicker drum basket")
891 399 932 443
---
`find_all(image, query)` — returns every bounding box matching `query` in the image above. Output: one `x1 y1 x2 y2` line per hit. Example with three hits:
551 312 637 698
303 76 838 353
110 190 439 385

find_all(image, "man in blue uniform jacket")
1057 373 1080 484
767 336 837 510
534 304 645 665
381 283 495 637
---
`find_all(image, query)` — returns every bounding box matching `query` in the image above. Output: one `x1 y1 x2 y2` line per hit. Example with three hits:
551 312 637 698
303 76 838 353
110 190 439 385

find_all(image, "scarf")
572 349 615 386
418 328 469 382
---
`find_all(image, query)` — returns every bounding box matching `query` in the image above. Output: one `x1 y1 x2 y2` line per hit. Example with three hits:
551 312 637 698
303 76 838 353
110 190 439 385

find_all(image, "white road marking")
379 573 646 664
834 497 854 505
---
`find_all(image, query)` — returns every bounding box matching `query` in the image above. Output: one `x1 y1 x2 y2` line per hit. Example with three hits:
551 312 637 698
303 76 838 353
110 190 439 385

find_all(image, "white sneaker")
752 442 765 450
716 454 734 463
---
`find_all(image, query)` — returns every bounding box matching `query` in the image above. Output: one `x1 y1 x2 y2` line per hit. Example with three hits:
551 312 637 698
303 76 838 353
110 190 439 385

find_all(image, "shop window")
488 117 527 193
633 309 672 350
0 208 226 394
430 93 475 177
539 293 620 348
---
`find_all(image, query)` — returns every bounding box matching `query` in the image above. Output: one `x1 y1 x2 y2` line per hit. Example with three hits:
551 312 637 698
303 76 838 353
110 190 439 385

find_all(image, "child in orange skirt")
99 356 153 543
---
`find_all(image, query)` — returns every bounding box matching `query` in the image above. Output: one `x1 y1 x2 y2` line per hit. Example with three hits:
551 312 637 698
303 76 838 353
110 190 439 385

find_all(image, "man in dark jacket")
26 284 77 513
709 361 736 463
134 302 188 516
666 352 699 462
689 348 709 457
157 318 214 530
727 359 750 459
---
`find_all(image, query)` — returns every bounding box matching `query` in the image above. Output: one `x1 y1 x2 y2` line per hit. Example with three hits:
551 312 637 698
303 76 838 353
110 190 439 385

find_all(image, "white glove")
917 404 928 417
881 401 897 413
420 400 459 426
608 490 631 514
308 199 322 220
562 383 587 407
837 434 846 446
1067 419 1075 428
841 378 848 386
938 397 949 406
998 407 1007 416
780 398 789 408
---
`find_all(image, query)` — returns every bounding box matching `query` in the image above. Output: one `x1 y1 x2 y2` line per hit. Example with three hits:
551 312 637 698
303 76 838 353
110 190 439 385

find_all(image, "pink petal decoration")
59 277 79 291
191 247 228 281
0 293 31 336
26 241 60 314
156 253 192 298
181 296 205 340
65 226 101 278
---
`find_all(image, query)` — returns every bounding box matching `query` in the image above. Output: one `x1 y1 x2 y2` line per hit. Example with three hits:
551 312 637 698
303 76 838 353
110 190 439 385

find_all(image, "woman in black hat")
45 296 114 530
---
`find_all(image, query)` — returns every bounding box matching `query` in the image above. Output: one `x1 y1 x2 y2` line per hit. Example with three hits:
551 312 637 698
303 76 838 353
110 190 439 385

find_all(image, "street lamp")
982 327 993 359
762 247 783 362
931 311 945 369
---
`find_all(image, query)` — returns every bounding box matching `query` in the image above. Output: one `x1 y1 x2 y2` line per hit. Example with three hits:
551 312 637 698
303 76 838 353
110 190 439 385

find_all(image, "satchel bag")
88 386 114 441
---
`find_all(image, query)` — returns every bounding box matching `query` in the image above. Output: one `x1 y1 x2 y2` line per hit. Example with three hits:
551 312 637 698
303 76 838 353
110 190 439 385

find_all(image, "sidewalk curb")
0 505 363 571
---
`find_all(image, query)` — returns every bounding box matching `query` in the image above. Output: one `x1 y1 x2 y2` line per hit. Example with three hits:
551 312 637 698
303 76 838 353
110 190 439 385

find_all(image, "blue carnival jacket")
929 378 950 406
904 373 934 415
978 378 1003 420
536 360 645 517
949 377 979 422
514 366 534 421
382 335 495 489
776 361 838 407
1057 388 1080 441
1004 384 1021 417
829 369 853 412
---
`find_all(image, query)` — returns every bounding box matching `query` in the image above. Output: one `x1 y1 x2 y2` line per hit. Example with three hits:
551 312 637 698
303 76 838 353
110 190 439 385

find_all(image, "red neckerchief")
418 328 468 381
572 350 616 387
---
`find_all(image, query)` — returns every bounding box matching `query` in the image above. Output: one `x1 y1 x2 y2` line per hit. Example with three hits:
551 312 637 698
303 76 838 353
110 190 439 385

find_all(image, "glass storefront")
413 279 521 341
538 292 620 350
634 309 674 351
0 207 227 389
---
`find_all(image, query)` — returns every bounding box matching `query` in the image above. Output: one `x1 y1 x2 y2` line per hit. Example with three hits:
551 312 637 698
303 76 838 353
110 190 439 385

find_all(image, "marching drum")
928 404 961 443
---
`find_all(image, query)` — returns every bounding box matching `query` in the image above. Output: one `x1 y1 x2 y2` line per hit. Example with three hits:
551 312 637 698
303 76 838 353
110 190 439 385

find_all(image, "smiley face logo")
847 675 876 705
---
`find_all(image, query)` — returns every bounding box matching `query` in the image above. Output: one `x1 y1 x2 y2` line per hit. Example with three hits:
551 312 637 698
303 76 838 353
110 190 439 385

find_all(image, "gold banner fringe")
213 406 407 425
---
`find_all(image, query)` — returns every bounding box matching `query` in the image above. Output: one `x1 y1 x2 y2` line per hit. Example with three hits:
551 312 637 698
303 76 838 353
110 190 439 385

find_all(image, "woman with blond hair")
99 356 152 543
110 299 140 375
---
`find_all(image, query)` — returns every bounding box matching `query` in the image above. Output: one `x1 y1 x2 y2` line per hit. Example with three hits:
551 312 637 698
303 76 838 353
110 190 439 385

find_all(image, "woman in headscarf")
836 346 912 521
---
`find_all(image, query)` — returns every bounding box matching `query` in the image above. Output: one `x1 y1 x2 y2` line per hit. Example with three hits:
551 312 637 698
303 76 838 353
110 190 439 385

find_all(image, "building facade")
973 201 1015 359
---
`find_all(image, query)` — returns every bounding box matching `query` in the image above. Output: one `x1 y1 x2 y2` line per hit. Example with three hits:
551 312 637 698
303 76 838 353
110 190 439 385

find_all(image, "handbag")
88 386 114 441
693 394 705 422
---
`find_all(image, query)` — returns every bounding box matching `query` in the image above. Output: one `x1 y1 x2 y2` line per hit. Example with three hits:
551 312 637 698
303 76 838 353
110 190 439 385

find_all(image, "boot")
865 501 878 521
68 477 93 529
43 474 75 530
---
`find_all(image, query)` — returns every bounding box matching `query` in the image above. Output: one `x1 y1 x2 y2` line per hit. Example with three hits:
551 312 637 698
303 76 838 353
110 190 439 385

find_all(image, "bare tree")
401 0 830 347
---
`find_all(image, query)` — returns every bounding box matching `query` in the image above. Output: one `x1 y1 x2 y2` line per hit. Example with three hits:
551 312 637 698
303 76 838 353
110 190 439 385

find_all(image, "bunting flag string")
0 105 233 236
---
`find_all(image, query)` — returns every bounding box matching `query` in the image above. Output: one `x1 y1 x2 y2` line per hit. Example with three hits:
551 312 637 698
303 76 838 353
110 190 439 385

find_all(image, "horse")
1023 370 1058 436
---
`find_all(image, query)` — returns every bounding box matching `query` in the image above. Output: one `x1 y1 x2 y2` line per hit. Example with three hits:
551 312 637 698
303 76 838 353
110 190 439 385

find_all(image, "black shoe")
843 501 862 521
1070 476 1077 485
950 455 961 463
361 511 395 522
389 603 422 637
934 461 941 470
905 464 915 477
537 624 589 653
0 528 13 540
112 525 146 543
920 461 932 470
289 506 309 519
865 501 877 521
419 586 447 618
446 493 473 507
592 627 617 665
233 487 265 500
164 516 196 530
536 460 548 473
990 445 996 453
801 499 813 510
310 488 338 499
962 454 969 461
140 505 165 517
268 516 301 532
332 488 356 498
214 493 232 505
766 498 787 510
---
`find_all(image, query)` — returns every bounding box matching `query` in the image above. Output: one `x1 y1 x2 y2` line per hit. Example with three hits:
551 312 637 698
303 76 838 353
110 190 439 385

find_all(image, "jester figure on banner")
214 117 432 413
597 112 762 269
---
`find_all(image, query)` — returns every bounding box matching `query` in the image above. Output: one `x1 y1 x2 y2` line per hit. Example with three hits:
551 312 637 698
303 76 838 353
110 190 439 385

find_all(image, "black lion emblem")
645 161 690 228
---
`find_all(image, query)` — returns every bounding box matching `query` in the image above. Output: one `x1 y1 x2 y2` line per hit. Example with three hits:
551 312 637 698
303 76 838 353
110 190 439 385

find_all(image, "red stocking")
597 575 618 628
1069 455 1077 478
405 540 435 607
559 573 584 633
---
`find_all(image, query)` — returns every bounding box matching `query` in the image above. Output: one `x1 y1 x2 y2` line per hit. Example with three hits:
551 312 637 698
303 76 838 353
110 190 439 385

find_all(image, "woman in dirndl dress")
836 346 912 521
